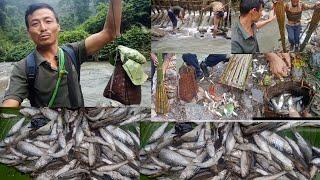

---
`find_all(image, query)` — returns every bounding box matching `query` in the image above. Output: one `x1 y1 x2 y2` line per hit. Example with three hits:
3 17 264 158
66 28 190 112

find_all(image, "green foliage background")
0 0 150 62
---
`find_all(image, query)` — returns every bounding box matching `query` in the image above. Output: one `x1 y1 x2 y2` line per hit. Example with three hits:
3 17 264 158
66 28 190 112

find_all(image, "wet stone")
184 103 215 121
251 88 264 104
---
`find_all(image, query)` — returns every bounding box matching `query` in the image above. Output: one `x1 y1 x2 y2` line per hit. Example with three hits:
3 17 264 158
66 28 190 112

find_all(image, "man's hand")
269 9 276 21
278 53 291 69
265 53 290 79
150 53 158 66
1 99 20 107
256 10 276 29
85 0 122 56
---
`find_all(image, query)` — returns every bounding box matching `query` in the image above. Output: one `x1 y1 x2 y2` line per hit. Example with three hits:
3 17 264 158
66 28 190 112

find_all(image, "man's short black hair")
25 3 59 29
240 0 264 16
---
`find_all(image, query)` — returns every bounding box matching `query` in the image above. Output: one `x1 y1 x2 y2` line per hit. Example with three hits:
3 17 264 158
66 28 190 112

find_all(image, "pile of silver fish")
140 122 320 179
269 93 304 115
0 107 150 179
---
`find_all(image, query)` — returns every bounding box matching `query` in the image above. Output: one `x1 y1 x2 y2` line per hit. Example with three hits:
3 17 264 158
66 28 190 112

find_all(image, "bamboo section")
220 54 252 90
274 1 287 52
178 64 198 102
300 8 320 51
155 53 169 114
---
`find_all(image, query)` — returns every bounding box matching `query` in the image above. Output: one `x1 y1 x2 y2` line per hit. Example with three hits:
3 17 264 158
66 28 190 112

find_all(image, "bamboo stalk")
155 53 169 114
225 57 236 84
220 54 252 90
274 1 287 52
233 55 245 84
229 55 242 83
238 55 252 88
220 55 235 83
300 8 320 51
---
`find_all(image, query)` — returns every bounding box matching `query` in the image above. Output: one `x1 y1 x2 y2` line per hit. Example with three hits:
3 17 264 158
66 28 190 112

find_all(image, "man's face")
27 8 60 47
250 5 263 22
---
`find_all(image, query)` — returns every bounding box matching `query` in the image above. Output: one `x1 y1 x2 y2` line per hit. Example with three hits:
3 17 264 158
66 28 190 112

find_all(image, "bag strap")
61 45 83 107
48 48 68 107
61 45 80 81
26 52 37 87
26 51 38 106
108 50 119 94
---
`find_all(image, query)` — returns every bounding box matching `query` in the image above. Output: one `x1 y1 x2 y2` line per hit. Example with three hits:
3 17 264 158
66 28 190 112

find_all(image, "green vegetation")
0 0 150 62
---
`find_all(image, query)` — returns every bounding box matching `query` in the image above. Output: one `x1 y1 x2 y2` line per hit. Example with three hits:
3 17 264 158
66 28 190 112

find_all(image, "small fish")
197 146 224 168
57 168 90 179
88 143 96 167
311 158 320 167
253 134 271 160
253 171 287 180
260 130 293 154
96 160 129 171
54 159 77 177
114 139 135 160
148 122 168 143
226 131 236 154
269 146 294 171
294 131 312 163
98 128 115 150
58 132 66 148
19 107 40 117
75 126 84 147
158 149 190 166
17 141 44 157
106 126 134 146
7 118 25 136
40 108 58 121
85 108 106 121
49 140 74 158
240 151 250 177
151 156 170 169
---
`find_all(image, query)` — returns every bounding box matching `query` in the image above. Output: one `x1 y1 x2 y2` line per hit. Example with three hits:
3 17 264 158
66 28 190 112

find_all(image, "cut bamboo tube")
220 54 252 90
155 53 169 114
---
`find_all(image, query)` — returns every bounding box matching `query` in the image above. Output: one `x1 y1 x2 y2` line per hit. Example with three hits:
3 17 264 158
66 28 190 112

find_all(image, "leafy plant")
59 29 89 44
100 26 151 61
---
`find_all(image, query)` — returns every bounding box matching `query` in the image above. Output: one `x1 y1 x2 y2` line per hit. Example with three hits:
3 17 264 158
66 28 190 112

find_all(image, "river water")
0 61 151 107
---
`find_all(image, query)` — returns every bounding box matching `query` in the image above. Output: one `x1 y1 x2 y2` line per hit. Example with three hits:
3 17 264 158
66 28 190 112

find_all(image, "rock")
151 28 166 37
251 88 264 104
242 93 253 111
311 53 320 68
292 67 303 81
185 103 215 120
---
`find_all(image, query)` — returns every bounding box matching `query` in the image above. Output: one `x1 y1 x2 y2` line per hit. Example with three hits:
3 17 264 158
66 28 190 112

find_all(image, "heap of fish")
269 93 304 115
0 107 149 179
140 122 320 179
